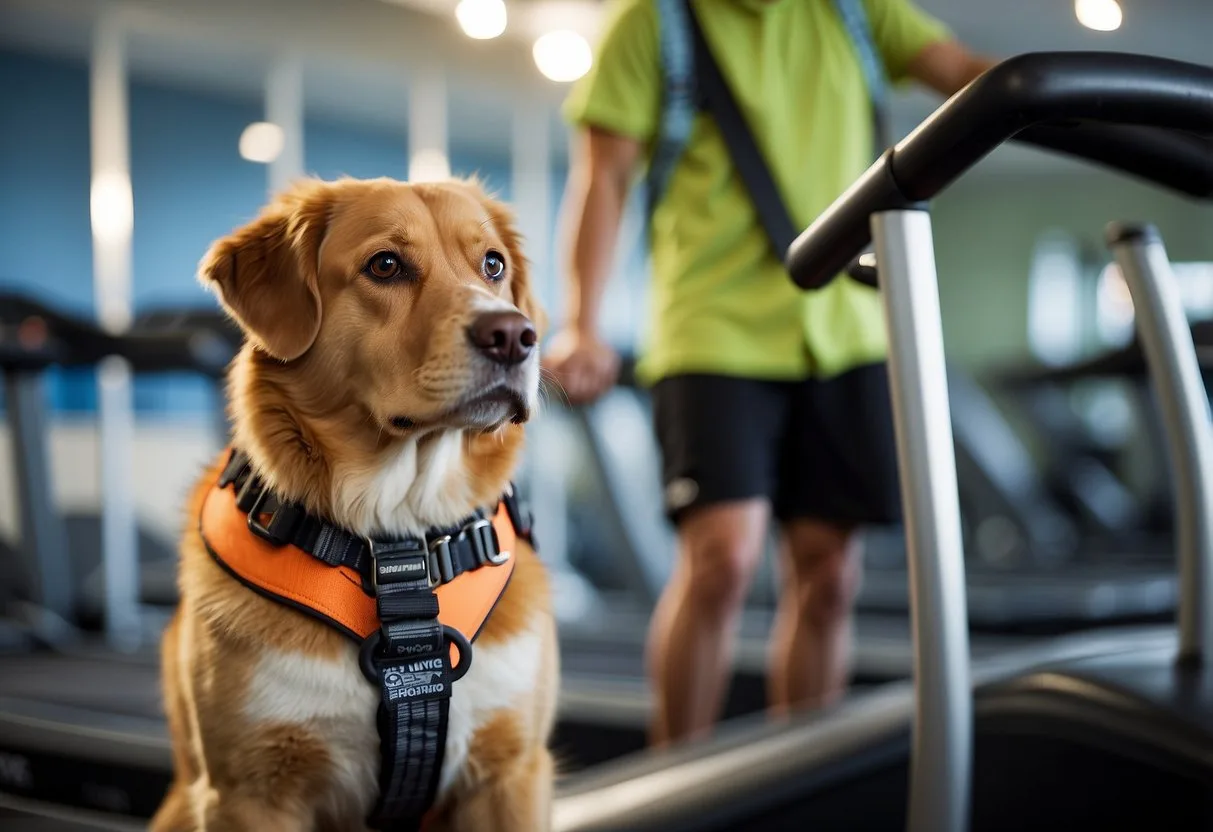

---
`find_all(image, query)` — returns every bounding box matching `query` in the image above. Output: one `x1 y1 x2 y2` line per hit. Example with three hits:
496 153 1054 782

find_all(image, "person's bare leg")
768 520 862 716
645 499 769 748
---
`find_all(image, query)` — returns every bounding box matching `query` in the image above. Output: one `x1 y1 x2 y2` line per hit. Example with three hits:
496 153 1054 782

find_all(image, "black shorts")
650 363 902 528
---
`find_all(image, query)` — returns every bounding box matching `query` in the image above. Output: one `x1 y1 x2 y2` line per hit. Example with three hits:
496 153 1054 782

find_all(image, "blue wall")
0 48 572 419
0 51 94 316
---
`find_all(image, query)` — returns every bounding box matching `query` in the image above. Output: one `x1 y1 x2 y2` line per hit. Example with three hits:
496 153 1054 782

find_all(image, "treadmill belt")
0 656 163 720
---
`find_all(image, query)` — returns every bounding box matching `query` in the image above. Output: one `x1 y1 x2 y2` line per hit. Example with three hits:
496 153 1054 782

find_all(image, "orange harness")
199 448 527 830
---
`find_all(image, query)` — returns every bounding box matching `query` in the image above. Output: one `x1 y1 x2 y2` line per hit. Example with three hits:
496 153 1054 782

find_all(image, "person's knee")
686 537 760 613
679 506 766 616
787 527 861 626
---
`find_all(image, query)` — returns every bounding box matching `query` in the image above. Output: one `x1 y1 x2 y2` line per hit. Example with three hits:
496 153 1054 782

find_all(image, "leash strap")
362 538 466 831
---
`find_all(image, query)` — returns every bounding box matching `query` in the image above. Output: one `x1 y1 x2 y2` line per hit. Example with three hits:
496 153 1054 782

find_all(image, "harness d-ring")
359 625 472 684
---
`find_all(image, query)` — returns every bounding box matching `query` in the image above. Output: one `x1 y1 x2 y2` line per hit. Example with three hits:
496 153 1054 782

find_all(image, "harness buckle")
466 518 508 566
246 487 303 547
217 448 249 489
359 624 472 685
369 539 437 590
234 468 264 514
428 535 456 584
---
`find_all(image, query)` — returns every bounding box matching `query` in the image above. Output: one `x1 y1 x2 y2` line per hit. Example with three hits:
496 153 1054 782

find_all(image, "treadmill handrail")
0 291 239 376
1107 225 1213 663
787 51 1213 290
553 627 1177 832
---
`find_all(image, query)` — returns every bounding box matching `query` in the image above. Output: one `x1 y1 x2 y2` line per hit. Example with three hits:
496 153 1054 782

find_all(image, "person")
545 0 997 748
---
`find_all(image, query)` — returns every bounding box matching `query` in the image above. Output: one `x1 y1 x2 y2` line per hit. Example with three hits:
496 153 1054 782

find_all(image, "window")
1095 260 1213 348
1026 232 1087 366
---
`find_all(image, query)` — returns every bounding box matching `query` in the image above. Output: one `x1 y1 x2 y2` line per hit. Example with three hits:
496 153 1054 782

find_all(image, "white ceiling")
1 0 1210 173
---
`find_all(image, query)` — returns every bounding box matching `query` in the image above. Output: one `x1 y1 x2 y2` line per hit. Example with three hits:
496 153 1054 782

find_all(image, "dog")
151 176 557 832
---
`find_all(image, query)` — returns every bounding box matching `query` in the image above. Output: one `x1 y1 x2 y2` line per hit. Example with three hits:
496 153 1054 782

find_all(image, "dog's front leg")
149 781 196 832
445 745 554 832
194 782 317 832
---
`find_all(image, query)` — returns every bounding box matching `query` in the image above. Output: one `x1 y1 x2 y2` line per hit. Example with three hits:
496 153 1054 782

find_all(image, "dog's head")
200 177 544 525
202 176 543 433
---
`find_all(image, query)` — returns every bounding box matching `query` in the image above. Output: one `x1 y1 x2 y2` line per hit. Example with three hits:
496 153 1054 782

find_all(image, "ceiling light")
533 30 592 83
239 122 285 164
1075 0 1122 32
456 0 507 39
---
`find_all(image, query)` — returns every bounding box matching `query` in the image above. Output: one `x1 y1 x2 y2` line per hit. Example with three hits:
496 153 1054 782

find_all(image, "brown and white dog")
151 177 557 832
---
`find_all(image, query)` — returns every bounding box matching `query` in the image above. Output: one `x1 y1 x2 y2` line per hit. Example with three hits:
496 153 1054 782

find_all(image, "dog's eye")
365 252 403 281
482 251 506 282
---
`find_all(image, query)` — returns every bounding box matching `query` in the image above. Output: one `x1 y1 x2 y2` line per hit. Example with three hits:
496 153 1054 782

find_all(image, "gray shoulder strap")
645 0 891 225
832 0 891 150
645 0 697 225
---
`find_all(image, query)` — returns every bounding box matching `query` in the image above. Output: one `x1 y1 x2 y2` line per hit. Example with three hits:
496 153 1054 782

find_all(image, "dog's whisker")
538 374 570 408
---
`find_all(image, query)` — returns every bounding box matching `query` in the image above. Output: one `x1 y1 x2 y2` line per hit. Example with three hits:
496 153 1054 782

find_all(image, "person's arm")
906 38 999 97
864 0 998 98
562 126 645 336
545 0 659 404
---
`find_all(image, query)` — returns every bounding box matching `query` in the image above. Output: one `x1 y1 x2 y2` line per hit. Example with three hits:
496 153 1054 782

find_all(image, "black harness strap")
684 0 800 265
219 449 511 587
216 448 525 830
363 538 460 831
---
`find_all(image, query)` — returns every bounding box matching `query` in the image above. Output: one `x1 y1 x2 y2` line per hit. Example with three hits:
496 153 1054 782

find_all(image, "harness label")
376 552 429 588
379 561 426 578
393 640 435 657
382 656 450 703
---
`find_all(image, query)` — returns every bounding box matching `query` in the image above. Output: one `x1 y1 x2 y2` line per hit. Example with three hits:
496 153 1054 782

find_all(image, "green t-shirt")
563 0 950 383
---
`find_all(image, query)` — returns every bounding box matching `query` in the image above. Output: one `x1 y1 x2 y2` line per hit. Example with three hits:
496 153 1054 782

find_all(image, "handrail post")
1108 223 1213 665
870 208 972 832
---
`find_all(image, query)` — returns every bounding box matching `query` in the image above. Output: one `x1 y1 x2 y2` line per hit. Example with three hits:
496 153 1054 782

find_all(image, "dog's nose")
468 311 537 366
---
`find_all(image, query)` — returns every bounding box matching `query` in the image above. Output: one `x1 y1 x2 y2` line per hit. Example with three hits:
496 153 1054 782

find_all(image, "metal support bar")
408 68 449 182
1108 223 1213 665
91 11 141 652
5 373 72 623
576 400 674 602
266 55 304 197
871 209 971 832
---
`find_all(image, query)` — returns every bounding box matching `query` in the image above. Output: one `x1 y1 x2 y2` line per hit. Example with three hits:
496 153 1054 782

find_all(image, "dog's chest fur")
329 431 473 535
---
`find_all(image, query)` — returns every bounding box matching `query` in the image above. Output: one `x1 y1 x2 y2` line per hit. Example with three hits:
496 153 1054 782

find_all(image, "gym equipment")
0 292 237 640
992 319 1213 539
544 51 1213 831
855 356 1179 629
0 294 263 828
2 294 111 647
74 305 241 626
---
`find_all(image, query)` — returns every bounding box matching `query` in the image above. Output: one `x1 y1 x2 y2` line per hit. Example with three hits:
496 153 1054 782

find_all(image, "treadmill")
0 292 237 639
547 51 1213 831
0 294 236 820
991 320 1213 537
71 304 242 626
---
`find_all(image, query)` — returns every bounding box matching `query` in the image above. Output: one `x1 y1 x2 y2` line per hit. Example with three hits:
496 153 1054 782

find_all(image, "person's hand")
543 327 621 406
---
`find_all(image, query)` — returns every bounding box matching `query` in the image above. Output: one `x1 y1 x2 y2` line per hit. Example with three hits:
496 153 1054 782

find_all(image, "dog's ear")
476 190 548 338
199 182 332 362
